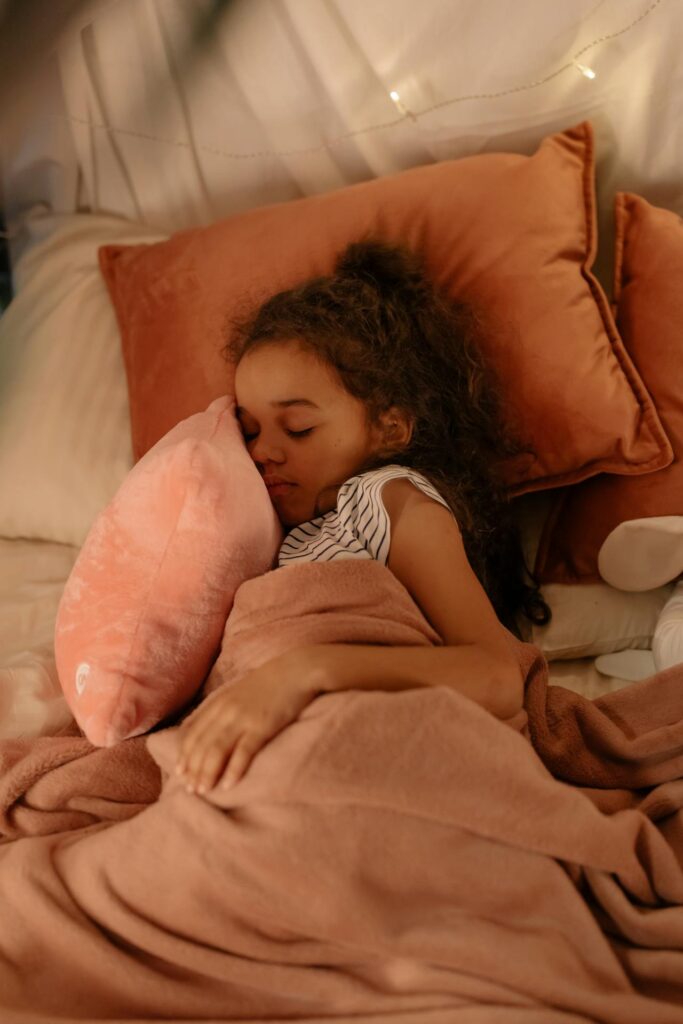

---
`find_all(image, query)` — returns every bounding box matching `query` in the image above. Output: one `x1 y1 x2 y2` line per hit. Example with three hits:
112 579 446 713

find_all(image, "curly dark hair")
221 236 551 638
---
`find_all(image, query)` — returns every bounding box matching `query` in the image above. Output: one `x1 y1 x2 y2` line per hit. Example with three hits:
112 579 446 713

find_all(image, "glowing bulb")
389 88 417 122
574 61 597 79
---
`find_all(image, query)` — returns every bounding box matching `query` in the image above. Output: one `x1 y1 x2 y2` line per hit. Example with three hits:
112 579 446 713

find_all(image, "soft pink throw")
0 559 682 1023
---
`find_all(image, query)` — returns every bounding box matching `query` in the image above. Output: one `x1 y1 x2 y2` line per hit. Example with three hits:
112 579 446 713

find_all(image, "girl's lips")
266 482 295 497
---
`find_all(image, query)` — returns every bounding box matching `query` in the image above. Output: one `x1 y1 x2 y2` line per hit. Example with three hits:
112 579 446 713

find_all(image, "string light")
574 60 597 78
388 89 417 121
50 0 663 162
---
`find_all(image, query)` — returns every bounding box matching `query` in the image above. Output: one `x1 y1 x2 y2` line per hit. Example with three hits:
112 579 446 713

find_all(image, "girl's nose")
250 435 285 464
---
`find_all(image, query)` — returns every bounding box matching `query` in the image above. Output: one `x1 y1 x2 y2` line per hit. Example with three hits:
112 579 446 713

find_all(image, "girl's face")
234 340 393 527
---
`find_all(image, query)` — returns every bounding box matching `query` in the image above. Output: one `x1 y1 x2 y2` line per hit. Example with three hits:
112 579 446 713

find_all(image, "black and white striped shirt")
278 464 451 568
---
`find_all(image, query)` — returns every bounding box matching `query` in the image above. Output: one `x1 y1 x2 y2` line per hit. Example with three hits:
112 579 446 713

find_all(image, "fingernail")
222 776 235 789
185 783 194 794
197 783 206 794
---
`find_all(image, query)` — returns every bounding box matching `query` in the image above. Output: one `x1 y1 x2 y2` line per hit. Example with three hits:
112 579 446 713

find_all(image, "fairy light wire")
50 0 663 162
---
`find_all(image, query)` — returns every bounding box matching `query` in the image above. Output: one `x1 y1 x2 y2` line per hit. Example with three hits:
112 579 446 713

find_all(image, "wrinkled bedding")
0 537 79 740
0 559 681 1024
0 524 635 744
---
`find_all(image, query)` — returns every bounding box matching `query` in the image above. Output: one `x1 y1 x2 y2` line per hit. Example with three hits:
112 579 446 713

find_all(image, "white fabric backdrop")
3 0 682 290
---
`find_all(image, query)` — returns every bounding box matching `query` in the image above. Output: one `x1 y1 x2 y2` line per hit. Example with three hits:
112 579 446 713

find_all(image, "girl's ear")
379 407 414 452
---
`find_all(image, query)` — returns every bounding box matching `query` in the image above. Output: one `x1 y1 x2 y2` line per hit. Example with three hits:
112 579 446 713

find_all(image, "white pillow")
531 581 674 661
0 212 167 546
512 492 674 660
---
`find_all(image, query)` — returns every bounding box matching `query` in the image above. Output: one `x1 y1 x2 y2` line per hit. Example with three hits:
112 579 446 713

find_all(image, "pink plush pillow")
54 396 283 746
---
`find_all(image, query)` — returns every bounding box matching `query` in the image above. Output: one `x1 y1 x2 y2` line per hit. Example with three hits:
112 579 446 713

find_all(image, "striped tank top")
278 463 452 568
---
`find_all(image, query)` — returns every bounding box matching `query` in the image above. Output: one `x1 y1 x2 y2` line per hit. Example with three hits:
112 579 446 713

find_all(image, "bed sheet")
0 535 633 742
0 537 78 740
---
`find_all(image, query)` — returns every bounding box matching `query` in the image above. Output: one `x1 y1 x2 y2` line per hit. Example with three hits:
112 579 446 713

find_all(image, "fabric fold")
0 559 681 1023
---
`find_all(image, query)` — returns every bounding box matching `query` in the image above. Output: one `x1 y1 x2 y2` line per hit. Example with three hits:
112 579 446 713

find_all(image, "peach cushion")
54 396 283 747
99 122 671 497
534 194 683 584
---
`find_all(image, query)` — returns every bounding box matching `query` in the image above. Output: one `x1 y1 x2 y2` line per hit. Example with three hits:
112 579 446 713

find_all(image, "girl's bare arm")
313 479 524 720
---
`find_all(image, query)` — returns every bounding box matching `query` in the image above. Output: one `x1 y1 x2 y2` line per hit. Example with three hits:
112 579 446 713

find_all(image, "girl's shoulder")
335 464 456 568
340 464 450 512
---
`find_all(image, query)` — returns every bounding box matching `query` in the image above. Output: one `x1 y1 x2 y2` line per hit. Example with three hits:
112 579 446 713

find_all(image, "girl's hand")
175 646 327 795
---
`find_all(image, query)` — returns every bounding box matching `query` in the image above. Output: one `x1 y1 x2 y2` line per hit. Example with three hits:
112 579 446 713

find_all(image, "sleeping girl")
175 238 551 794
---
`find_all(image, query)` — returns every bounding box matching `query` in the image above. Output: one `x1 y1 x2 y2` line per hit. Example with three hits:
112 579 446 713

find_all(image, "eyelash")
243 428 314 441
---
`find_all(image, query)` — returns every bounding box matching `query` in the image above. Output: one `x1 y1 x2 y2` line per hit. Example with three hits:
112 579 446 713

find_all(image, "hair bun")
334 237 425 292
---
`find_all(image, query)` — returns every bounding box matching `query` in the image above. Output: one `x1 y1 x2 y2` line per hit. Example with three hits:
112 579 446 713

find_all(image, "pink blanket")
0 560 682 1024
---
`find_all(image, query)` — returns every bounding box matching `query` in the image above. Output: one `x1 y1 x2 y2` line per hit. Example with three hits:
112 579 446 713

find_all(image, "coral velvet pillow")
54 396 283 747
99 122 672 497
534 194 683 584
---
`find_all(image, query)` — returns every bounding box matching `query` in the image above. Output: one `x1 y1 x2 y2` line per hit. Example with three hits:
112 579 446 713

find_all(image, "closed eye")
242 427 314 441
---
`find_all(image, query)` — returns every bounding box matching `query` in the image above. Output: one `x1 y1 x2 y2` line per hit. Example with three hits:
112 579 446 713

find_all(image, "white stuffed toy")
594 516 683 681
